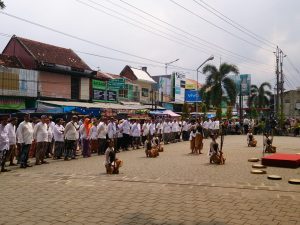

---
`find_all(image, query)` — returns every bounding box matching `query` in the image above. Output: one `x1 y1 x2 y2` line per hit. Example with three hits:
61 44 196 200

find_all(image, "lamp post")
196 55 214 112
165 58 179 75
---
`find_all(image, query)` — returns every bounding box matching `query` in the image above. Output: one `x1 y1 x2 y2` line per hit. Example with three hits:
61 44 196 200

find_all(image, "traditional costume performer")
105 140 122 174
247 129 257 147
264 133 276 153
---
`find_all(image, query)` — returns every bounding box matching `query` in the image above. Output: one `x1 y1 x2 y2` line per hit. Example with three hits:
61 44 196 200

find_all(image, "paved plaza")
0 135 299 225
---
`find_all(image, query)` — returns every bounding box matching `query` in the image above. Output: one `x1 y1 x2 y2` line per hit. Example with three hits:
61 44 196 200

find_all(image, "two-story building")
120 66 156 104
2 35 96 103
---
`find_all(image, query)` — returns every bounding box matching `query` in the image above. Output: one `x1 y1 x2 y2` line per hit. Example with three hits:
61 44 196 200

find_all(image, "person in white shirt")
171 119 180 142
202 119 209 138
90 118 99 154
142 120 149 145
116 120 123 152
208 119 214 135
0 115 10 172
45 118 53 159
79 118 92 158
149 120 156 139
33 115 49 165
64 116 79 160
162 119 170 144
53 118 65 159
121 119 130 150
182 119 190 141
212 119 220 135
97 118 107 155
17 114 34 168
131 120 141 149
5 117 17 166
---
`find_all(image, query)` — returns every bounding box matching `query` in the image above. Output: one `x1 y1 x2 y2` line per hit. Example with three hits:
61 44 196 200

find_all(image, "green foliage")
0 1 5 9
201 63 239 110
182 102 189 119
248 82 272 110
249 107 259 119
216 108 222 120
226 105 233 119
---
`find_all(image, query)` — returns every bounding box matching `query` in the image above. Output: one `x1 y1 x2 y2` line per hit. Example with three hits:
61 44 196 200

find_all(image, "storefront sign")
93 89 117 102
185 90 201 102
92 79 106 90
108 78 125 89
174 72 185 102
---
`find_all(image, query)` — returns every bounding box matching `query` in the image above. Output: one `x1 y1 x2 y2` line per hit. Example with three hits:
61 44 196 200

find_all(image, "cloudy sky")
0 0 299 89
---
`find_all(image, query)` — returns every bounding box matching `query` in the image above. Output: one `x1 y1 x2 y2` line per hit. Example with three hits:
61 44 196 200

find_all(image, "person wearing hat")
17 114 34 168
0 115 10 172
53 118 65 159
5 117 18 166
64 115 79 160
33 115 49 165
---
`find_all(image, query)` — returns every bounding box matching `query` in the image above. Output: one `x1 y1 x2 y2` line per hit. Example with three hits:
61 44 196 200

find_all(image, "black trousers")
98 138 107 155
122 133 130 150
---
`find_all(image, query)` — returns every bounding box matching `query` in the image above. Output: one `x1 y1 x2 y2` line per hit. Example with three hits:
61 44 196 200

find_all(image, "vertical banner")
174 72 186 102
239 74 251 96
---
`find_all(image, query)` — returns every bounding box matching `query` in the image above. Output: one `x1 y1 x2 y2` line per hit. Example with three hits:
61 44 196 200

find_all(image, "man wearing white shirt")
142 120 149 145
182 119 190 141
64 116 79 160
5 117 17 166
208 119 214 135
212 119 220 135
33 115 49 165
131 120 140 149
163 119 171 144
121 119 130 150
202 119 209 138
97 118 107 155
53 118 65 159
107 118 116 140
0 115 10 172
18 114 34 168
149 120 156 139
171 120 179 143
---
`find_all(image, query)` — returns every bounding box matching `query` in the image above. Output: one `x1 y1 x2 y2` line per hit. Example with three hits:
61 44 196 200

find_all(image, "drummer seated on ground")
152 135 164 152
145 136 159 158
247 130 257 147
209 135 225 164
105 139 123 174
263 133 276 153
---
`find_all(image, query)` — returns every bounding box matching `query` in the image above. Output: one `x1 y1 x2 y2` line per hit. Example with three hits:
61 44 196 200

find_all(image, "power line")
117 0 274 69
194 0 277 48
169 0 274 53
0 11 165 65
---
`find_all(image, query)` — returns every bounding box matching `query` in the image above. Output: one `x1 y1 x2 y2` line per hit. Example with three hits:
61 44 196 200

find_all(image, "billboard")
92 79 117 102
185 90 201 102
174 72 186 102
0 68 38 97
239 74 251 96
158 77 172 102
185 79 202 90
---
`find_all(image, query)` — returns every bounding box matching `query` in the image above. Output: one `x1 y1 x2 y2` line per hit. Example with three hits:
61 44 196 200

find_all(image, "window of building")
142 88 149 97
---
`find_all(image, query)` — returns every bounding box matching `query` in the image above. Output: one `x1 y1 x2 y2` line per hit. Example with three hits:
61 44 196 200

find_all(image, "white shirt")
79 124 91 139
172 122 179 132
17 121 34 145
149 123 156 135
90 125 98 140
208 120 214 130
163 122 170 133
5 123 16 145
53 124 64 142
156 122 162 134
33 122 48 142
107 122 116 139
182 121 191 131
131 123 140 137
0 124 9 151
64 121 79 141
47 125 53 142
97 122 107 139
142 123 149 136
202 121 209 129
122 120 130 135
213 120 220 130
117 124 123 138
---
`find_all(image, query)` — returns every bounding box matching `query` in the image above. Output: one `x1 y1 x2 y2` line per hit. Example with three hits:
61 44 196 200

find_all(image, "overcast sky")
0 0 299 89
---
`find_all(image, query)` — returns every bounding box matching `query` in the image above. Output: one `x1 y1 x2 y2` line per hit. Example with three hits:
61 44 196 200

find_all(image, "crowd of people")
0 113 298 173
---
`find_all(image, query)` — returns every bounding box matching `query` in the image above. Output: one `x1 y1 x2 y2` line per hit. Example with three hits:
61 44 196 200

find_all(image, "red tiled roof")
0 54 23 68
16 36 91 70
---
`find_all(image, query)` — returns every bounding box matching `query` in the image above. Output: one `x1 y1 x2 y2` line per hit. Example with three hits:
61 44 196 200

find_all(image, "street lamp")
196 55 214 112
165 58 179 75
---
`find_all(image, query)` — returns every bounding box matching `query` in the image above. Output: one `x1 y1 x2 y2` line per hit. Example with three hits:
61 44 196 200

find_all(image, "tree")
201 63 239 110
226 105 233 120
182 102 189 119
248 82 272 110
0 1 5 9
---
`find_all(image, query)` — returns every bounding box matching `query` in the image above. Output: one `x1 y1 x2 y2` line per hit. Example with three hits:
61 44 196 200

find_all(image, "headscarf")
84 118 92 136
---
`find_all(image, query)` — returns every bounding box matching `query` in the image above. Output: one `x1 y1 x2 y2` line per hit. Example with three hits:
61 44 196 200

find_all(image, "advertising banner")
92 79 106 90
185 90 201 102
174 73 185 102
0 68 38 97
108 78 125 89
158 77 172 102
93 89 117 102
238 74 251 96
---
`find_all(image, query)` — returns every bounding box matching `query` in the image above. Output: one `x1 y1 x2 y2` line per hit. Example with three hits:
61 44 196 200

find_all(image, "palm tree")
201 63 239 110
248 82 272 110
0 1 5 9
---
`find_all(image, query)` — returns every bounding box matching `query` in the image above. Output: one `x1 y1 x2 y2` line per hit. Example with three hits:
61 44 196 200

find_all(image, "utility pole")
279 49 286 129
275 46 280 118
